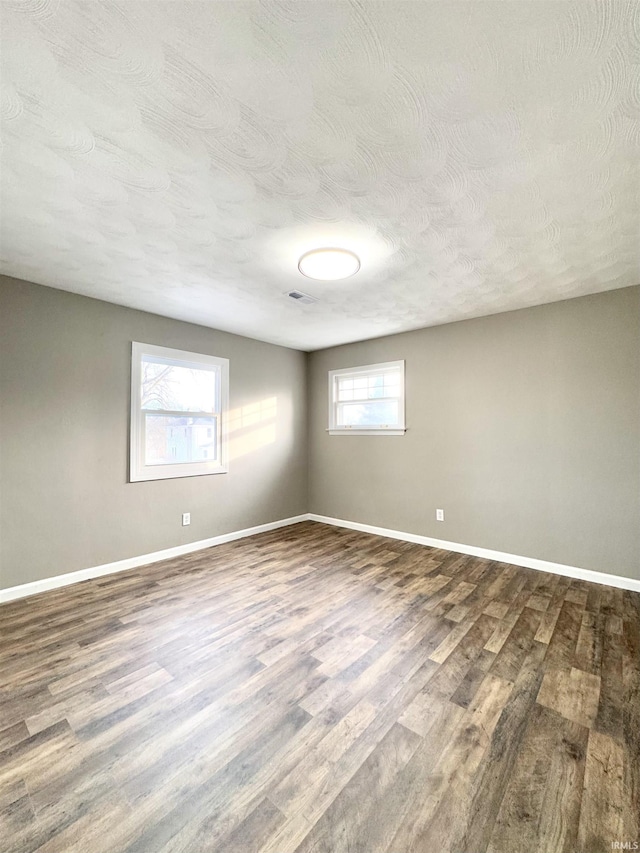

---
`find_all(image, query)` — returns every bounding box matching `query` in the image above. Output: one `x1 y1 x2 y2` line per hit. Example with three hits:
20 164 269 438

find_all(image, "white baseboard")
3 511 639 603
307 513 640 594
0 515 308 603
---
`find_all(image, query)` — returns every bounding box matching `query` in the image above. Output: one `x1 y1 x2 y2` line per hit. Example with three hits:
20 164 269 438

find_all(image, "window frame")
327 360 406 435
130 342 229 482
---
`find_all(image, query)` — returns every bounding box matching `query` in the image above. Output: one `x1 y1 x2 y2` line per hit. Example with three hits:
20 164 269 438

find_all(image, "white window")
328 360 405 435
130 342 229 482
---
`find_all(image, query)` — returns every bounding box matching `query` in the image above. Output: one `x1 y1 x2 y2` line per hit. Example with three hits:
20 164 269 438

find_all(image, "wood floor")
1 521 639 853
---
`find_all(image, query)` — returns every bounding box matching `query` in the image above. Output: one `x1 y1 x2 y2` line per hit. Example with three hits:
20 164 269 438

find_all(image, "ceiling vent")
287 290 318 305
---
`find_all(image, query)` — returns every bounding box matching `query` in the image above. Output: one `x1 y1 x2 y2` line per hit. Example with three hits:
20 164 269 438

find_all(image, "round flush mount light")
298 248 361 281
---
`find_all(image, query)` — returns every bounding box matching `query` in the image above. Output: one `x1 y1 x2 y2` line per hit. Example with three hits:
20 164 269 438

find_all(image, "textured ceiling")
1 1 638 350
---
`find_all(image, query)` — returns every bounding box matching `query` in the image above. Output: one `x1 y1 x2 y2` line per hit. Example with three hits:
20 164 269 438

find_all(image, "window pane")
144 415 217 465
368 375 385 397
337 400 399 427
339 371 401 401
141 359 217 413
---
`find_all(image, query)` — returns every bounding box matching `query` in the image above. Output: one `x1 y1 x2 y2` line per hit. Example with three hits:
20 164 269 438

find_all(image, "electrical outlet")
436 508 445 522
182 513 191 526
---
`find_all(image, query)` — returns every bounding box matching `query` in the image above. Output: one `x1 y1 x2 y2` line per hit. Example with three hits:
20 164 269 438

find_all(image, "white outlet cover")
182 513 191 526
436 509 445 522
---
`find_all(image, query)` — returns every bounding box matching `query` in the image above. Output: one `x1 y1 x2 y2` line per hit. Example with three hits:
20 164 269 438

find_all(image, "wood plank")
453 640 549 853
577 730 625 851
536 666 601 729
487 705 588 853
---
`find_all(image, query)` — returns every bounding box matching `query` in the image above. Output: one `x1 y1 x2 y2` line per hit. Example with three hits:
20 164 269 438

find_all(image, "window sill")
327 428 406 436
130 463 228 482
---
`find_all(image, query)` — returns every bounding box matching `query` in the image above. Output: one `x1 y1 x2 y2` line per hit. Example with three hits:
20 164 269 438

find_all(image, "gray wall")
308 286 640 580
2 276 638 590
0 276 308 589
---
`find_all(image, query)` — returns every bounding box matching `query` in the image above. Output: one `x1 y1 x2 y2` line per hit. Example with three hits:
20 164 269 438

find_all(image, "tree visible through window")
130 343 229 482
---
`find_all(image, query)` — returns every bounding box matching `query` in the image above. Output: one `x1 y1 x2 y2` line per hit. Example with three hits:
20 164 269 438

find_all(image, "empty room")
1 2 639 852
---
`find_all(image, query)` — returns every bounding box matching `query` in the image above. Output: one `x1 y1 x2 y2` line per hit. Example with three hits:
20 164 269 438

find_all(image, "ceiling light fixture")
298 248 360 281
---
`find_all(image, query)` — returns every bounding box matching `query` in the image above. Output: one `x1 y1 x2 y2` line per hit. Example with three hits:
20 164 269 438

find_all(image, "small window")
130 342 229 482
328 360 405 435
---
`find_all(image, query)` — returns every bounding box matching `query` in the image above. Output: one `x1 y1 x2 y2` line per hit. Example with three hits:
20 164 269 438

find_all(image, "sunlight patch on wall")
228 397 277 460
